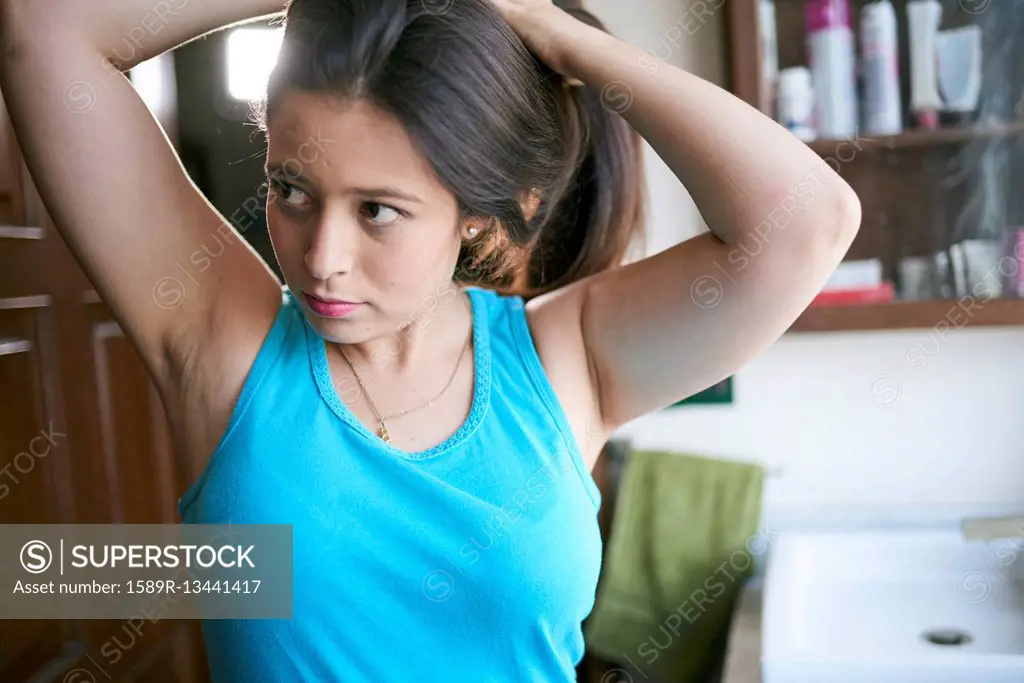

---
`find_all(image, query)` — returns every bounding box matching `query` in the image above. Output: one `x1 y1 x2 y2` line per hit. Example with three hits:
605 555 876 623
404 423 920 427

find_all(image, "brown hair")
260 0 645 300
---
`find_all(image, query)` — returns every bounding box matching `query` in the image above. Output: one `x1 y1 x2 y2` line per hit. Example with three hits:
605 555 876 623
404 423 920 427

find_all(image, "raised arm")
495 2 861 445
0 0 286 424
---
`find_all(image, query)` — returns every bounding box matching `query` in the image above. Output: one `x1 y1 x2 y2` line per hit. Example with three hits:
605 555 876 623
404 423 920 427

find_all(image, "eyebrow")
265 162 425 205
352 187 425 204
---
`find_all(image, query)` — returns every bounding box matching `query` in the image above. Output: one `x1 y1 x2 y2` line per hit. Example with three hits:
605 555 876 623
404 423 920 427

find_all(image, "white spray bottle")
805 0 859 139
860 0 902 135
906 0 943 129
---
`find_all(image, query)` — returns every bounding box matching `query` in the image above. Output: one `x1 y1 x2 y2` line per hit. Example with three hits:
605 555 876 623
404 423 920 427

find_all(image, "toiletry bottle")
778 67 817 141
937 26 983 122
860 0 902 135
906 0 943 129
805 0 858 139
760 0 780 120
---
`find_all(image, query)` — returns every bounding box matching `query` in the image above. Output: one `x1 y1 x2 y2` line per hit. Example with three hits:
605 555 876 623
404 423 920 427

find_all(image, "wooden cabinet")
728 0 1024 332
0 68 209 683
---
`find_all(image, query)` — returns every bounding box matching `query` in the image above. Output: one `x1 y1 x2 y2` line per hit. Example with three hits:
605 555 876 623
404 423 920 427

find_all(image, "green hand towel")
584 450 764 683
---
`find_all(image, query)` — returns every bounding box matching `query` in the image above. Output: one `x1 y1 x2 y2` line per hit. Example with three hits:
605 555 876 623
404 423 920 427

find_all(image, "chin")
306 317 368 345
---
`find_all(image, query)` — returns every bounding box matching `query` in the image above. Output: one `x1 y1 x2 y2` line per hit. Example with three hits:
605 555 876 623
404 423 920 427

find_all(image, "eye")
361 202 406 227
267 176 313 210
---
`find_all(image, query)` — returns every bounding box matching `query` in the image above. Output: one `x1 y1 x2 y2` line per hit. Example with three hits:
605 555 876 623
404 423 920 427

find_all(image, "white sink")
762 528 1024 683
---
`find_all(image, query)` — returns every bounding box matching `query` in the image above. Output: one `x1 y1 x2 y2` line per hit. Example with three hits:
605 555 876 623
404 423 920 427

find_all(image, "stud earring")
467 226 479 237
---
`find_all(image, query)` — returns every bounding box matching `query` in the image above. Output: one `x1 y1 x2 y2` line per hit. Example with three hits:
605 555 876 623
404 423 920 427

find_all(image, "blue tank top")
178 286 603 682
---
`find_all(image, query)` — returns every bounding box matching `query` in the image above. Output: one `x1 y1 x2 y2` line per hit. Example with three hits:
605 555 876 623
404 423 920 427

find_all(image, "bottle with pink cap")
805 0 859 139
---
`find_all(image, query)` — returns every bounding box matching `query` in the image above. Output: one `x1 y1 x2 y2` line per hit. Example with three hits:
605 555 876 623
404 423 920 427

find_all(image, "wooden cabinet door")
0 74 210 683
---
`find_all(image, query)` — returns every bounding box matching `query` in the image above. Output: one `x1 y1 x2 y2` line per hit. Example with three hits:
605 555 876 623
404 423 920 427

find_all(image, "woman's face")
265 91 465 343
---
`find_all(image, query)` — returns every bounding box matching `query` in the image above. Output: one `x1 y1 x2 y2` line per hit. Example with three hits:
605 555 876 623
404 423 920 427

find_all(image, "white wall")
588 0 1024 522
591 0 723 261
616 327 1024 515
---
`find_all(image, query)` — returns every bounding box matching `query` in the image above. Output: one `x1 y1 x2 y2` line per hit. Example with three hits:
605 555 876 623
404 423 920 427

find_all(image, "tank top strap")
470 286 601 509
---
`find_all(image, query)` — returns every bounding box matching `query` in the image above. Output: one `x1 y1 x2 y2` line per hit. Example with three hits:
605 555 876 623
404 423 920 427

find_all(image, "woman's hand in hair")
486 0 586 78
513 0 860 452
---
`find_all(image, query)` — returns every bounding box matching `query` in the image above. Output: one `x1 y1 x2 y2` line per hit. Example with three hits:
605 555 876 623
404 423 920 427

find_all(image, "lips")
302 291 363 319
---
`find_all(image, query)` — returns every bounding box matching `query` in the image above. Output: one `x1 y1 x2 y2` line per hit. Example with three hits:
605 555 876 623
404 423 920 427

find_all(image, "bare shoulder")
522 280 607 470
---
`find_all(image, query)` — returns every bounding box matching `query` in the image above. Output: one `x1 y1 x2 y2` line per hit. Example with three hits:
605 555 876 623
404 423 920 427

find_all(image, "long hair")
257 0 645 300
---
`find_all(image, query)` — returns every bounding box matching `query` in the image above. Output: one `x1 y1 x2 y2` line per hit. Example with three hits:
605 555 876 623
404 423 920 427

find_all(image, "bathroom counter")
722 578 763 683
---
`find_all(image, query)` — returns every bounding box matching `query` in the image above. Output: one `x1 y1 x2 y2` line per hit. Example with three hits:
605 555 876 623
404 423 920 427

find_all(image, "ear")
461 217 491 241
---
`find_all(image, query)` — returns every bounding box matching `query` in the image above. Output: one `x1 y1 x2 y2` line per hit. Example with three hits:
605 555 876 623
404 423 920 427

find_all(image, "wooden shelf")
789 298 1024 333
807 121 1024 156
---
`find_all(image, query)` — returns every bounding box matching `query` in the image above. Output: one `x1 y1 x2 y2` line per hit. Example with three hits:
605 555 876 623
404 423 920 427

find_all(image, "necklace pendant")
378 420 391 445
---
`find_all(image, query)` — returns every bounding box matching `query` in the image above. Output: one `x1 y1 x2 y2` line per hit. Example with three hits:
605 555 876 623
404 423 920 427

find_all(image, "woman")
0 0 860 680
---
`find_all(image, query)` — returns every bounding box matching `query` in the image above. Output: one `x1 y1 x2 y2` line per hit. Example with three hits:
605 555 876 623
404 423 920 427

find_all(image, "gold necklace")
337 296 472 445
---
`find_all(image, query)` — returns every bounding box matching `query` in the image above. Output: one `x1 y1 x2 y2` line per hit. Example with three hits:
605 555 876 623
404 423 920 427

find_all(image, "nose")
304 213 357 281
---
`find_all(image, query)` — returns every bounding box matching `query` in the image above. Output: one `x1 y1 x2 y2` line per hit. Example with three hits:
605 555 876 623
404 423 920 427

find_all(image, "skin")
0 0 860 481
267 94 467 350
265 94 488 451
